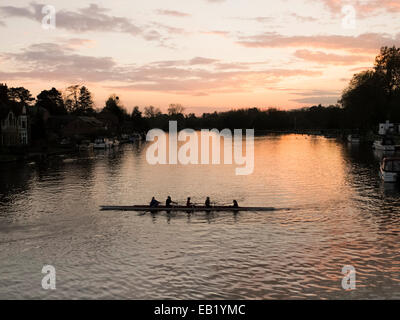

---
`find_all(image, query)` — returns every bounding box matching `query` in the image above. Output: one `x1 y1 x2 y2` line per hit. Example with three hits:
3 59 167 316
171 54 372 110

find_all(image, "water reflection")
1 135 400 299
0 162 33 208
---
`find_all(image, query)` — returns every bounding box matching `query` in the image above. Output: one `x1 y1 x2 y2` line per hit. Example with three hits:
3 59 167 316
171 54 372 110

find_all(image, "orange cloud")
237 32 400 53
0 42 323 97
155 9 191 17
294 49 374 65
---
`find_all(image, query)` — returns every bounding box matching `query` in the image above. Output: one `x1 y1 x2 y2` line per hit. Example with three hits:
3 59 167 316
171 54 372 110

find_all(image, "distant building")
62 116 105 137
120 120 136 134
379 121 400 135
96 112 119 133
0 105 29 146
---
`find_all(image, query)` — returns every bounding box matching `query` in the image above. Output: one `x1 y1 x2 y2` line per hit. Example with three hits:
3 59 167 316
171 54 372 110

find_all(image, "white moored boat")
380 158 400 182
94 138 113 149
78 140 94 151
373 137 398 151
347 134 360 144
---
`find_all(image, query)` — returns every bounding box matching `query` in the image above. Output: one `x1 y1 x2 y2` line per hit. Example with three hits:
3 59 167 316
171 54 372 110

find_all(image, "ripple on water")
1 136 400 299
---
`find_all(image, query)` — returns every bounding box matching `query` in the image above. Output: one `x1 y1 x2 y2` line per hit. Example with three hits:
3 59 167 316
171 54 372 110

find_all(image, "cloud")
189 57 219 65
294 49 373 65
201 30 230 37
290 13 318 22
0 3 180 46
237 32 400 53
149 22 187 35
215 63 250 70
0 43 117 82
232 16 274 23
148 57 219 68
112 67 322 95
0 3 141 34
63 38 97 49
0 5 34 17
156 9 191 17
291 96 339 105
291 89 340 97
289 88 340 105
0 42 323 96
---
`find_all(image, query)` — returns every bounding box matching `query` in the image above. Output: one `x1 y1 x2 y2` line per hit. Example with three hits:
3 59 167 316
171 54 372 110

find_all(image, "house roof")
77 116 103 126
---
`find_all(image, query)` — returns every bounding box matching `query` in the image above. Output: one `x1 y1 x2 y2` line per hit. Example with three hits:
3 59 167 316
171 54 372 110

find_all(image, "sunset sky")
0 0 399 114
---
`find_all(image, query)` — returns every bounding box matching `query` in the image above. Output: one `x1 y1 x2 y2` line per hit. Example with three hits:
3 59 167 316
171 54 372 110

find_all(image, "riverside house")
0 105 29 146
62 116 105 138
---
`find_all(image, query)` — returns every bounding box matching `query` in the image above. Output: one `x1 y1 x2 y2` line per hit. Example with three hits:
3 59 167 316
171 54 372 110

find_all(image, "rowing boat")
100 205 276 212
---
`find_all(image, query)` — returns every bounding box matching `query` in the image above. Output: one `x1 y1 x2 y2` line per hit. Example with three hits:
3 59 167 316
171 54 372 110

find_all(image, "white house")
0 105 29 146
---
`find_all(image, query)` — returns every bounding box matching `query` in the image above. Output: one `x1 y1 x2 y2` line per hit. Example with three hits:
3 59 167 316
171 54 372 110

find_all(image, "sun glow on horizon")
0 0 397 113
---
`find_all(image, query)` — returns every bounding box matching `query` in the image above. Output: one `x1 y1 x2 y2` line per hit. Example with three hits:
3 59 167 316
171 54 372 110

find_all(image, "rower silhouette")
205 197 211 208
166 196 177 208
150 197 160 207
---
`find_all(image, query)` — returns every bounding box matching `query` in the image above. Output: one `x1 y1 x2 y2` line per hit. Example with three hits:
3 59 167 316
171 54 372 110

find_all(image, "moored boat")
113 138 120 146
373 136 398 151
380 157 400 183
78 140 94 151
347 134 360 144
94 138 113 149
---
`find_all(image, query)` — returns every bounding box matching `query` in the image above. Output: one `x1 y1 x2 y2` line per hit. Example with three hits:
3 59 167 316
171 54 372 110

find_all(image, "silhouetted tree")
102 94 128 122
374 46 400 96
64 85 80 113
131 106 147 130
77 86 94 115
340 46 400 128
8 87 34 106
340 70 386 130
167 103 185 116
144 105 161 118
0 83 8 105
36 88 67 115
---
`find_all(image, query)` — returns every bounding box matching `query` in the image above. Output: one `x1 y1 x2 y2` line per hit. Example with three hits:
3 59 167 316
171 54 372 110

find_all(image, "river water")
1 134 400 299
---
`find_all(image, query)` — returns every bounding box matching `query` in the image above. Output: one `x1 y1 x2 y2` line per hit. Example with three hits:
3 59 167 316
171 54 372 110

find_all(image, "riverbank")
0 145 76 163
255 129 400 145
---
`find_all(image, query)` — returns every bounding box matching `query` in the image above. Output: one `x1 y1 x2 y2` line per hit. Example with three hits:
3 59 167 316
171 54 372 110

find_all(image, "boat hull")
94 143 113 149
373 142 397 151
347 135 360 144
380 168 398 183
100 205 276 212
79 143 94 151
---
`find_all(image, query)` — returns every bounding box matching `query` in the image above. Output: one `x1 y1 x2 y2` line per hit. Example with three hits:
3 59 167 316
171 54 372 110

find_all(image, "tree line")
1 46 400 136
0 84 345 133
340 46 400 131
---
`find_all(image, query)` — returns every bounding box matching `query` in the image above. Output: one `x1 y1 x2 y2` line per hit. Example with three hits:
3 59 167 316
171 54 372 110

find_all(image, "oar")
219 202 234 206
